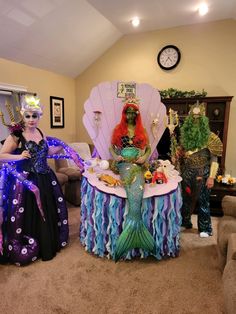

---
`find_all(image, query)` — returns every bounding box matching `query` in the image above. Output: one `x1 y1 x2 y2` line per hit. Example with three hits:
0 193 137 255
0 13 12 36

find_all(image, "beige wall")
0 19 235 175
0 58 76 143
76 19 236 176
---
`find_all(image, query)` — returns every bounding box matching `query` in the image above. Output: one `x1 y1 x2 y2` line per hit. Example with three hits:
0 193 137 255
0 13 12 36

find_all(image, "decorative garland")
159 88 207 99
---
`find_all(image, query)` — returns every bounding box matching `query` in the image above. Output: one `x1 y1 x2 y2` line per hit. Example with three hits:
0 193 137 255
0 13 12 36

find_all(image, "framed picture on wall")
50 96 64 128
117 82 136 98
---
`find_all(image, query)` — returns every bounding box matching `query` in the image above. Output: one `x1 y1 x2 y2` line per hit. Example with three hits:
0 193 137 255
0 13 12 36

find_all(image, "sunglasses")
24 114 39 119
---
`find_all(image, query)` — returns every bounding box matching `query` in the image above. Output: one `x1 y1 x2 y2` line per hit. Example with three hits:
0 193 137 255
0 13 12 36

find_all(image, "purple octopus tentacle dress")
2 129 69 265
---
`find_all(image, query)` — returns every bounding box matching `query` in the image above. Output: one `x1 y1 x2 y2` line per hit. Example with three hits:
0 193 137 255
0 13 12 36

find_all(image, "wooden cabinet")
162 96 233 173
209 182 236 216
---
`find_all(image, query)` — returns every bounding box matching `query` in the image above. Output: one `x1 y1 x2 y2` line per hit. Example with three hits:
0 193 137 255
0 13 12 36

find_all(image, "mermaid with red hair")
112 102 147 151
110 98 155 261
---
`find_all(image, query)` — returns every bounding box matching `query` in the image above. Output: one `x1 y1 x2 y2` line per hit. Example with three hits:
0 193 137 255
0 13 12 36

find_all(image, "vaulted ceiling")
0 0 235 78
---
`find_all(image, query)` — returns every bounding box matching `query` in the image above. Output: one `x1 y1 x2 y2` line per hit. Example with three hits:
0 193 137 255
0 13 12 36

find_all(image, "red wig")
111 103 148 149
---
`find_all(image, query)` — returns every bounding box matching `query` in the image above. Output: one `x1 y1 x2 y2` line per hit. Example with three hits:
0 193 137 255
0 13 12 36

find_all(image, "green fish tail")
114 220 155 262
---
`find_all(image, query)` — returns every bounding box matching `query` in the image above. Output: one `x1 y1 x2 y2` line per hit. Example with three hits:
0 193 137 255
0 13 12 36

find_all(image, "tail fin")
114 220 155 262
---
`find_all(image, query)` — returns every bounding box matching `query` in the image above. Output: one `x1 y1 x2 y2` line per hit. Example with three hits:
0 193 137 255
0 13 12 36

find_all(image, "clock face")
157 45 181 70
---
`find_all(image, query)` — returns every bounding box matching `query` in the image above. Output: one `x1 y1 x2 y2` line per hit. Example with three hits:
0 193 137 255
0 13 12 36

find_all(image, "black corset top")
17 130 50 174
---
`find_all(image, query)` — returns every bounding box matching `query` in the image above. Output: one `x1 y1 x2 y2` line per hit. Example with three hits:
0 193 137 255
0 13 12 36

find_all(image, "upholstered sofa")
55 171 69 193
54 157 80 205
54 142 93 206
217 195 236 314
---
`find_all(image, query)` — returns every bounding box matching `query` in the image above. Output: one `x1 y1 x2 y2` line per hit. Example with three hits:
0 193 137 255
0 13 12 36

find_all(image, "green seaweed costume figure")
110 98 155 261
179 103 223 237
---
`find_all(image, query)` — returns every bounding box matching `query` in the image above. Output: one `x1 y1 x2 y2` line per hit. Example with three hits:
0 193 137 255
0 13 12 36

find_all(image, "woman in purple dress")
0 95 68 265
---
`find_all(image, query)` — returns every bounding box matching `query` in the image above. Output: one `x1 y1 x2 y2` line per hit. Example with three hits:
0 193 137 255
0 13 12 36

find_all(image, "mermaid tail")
114 162 155 261
114 219 156 262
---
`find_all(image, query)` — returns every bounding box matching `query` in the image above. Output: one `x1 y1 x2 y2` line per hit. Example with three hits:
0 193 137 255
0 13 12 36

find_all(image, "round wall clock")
157 45 181 70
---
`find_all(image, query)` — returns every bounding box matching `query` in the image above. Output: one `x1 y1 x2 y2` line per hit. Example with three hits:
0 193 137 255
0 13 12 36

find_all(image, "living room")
0 1 236 313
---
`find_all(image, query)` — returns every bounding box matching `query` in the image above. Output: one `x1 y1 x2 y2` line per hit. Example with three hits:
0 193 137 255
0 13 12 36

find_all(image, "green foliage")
159 88 207 99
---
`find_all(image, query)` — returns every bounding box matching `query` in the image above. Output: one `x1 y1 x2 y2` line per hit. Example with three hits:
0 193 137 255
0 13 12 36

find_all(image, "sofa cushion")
227 233 236 262
217 216 236 270
217 216 236 253
217 246 226 272
55 172 68 186
54 157 68 171
68 142 92 167
222 195 236 217
58 167 81 180
222 259 236 314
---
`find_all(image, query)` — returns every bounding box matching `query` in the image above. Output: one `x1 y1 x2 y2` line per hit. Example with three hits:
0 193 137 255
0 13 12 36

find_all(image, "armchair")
217 195 236 270
215 196 236 314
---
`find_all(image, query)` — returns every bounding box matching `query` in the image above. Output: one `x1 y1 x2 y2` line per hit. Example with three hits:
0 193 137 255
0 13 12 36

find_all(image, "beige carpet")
0 205 225 314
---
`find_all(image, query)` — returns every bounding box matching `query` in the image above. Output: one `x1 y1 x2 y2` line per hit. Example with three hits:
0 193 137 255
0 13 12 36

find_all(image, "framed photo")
50 96 64 128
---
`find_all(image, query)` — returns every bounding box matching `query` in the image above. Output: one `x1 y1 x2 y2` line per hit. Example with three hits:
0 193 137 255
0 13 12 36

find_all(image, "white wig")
20 95 43 116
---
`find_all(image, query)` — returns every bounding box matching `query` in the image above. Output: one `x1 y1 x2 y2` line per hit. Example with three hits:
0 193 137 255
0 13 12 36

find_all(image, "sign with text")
117 82 136 98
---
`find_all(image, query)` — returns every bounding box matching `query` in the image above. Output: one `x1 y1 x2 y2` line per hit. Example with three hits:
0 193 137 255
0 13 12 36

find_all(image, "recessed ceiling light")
198 3 209 16
131 17 140 27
